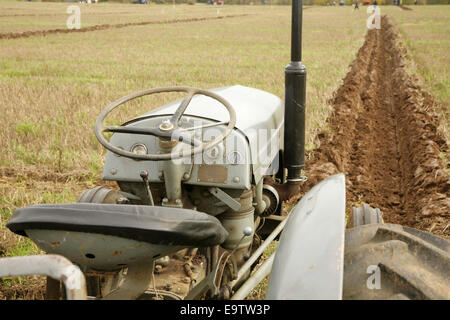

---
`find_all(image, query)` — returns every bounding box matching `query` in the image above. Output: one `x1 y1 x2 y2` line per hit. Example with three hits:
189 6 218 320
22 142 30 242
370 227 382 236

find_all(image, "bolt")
155 265 163 274
140 170 149 180
183 172 190 180
243 226 253 237
159 119 174 131
232 177 240 183
110 168 117 175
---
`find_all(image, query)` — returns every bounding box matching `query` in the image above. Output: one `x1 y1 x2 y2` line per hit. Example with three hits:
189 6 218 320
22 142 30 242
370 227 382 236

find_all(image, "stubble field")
0 2 448 299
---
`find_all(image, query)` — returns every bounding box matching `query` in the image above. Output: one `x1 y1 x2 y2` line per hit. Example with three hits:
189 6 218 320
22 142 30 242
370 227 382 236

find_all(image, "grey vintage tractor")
1 1 448 300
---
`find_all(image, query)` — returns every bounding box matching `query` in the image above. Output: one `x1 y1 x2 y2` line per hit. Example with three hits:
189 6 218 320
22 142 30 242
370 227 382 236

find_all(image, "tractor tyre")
351 203 383 227
77 186 123 204
343 223 450 299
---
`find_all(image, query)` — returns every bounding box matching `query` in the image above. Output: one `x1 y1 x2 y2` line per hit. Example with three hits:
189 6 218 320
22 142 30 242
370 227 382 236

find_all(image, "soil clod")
300 17 449 239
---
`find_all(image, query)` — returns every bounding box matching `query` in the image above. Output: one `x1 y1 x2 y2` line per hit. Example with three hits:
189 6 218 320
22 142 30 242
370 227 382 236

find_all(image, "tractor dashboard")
102 115 252 190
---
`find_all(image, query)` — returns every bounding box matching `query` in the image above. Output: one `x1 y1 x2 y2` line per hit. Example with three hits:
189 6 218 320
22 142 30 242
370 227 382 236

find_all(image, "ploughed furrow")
301 17 449 239
0 14 250 40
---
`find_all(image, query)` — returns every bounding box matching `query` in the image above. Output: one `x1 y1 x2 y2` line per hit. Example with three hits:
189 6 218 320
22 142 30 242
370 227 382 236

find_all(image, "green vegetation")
383 5 449 142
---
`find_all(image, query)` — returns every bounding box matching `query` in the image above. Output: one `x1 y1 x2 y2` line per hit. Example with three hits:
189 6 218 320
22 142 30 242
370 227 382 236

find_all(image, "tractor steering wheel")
94 86 236 161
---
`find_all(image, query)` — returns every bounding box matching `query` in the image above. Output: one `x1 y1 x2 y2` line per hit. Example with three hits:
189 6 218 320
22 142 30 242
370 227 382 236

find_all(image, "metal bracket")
102 261 153 300
208 187 241 211
118 190 141 201
184 252 230 300
162 197 183 208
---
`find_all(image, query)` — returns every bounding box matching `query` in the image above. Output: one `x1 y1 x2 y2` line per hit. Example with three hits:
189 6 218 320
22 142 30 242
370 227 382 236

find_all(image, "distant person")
414 0 418 4
354 1 359 10
373 0 378 11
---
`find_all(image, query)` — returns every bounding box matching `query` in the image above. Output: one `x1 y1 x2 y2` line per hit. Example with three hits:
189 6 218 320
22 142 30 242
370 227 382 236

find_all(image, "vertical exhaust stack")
284 0 306 182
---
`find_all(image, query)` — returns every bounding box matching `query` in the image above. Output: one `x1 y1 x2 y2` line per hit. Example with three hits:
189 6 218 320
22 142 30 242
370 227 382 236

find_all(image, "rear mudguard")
266 174 346 300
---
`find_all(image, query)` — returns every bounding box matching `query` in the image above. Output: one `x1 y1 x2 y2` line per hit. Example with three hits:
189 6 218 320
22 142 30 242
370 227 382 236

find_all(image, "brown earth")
399 5 413 11
297 16 449 239
0 14 250 40
0 11 144 18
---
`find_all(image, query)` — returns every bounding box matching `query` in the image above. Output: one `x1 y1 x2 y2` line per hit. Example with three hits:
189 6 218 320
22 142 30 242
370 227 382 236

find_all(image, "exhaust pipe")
284 0 306 182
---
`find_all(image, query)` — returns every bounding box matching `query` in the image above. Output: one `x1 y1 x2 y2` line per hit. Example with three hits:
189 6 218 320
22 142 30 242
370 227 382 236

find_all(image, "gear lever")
140 170 154 206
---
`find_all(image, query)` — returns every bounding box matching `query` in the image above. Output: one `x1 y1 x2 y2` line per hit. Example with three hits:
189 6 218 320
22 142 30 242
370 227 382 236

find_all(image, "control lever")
184 228 253 300
140 170 154 206
229 227 253 257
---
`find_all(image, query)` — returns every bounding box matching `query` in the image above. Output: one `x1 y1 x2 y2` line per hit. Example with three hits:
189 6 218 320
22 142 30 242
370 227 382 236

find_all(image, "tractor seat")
7 203 228 247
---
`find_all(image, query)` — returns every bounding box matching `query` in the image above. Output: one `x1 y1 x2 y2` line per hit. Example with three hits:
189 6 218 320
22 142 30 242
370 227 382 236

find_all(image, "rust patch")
50 241 61 248
111 251 122 256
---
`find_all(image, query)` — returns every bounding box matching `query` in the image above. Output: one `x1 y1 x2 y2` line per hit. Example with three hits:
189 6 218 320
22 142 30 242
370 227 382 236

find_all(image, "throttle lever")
140 170 154 206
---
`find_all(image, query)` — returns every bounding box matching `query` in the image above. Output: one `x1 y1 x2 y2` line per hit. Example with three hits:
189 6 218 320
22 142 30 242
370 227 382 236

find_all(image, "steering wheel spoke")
170 90 196 127
94 86 236 161
104 126 167 137
178 121 229 132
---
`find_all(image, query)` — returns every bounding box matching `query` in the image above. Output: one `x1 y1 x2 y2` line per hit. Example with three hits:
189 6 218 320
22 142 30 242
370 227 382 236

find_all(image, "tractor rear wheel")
77 186 124 204
351 203 384 227
343 223 450 299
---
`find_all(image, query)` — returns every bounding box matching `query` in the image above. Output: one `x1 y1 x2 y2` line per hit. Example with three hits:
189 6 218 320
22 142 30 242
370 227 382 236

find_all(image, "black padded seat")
7 203 228 247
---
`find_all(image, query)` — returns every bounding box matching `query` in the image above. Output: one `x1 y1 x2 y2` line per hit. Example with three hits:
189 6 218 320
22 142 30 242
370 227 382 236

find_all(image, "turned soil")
298 17 449 239
0 14 249 40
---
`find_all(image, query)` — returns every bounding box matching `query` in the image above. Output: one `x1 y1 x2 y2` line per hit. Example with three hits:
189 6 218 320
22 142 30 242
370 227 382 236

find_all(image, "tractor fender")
266 174 346 300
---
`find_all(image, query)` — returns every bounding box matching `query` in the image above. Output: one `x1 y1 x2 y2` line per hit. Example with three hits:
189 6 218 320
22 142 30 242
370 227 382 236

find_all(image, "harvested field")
0 3 448 299
383 5 449 143
0 4 370 299
0 3 252 33
299 16 449 239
